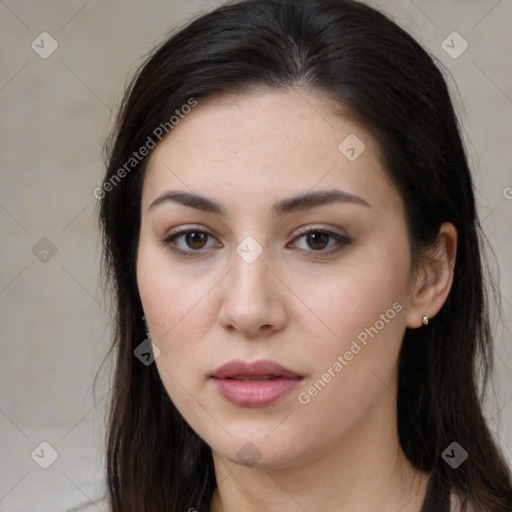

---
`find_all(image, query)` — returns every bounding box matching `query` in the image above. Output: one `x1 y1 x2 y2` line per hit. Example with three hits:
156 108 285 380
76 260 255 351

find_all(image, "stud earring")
422 314 430 326
142 315 150 339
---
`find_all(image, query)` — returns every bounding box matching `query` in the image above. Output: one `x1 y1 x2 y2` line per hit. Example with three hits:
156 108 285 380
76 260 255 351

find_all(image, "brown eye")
305 232 330 250
161 229 221 255
185 232 208 249
290 228 351 254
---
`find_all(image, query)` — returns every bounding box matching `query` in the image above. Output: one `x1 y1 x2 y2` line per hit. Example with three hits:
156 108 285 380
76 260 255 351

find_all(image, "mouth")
210 359 303 407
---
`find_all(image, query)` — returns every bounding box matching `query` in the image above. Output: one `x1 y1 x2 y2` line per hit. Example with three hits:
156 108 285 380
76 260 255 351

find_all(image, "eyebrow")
148 188 371 216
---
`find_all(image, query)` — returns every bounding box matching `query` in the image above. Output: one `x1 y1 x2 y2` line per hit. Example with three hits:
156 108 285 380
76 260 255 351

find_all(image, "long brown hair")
98 1 512 510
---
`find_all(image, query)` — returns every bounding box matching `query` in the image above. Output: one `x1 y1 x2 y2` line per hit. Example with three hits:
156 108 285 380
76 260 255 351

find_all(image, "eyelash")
160 227 351 257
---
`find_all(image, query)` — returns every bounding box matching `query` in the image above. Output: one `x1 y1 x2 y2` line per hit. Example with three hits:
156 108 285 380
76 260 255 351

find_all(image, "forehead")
142 88 398 214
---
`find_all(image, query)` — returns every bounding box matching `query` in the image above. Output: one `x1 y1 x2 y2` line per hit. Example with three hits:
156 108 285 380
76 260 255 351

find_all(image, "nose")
217 249 287 337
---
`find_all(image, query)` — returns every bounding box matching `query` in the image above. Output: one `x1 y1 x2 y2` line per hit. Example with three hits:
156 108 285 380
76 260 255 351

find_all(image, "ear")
406 222 458 329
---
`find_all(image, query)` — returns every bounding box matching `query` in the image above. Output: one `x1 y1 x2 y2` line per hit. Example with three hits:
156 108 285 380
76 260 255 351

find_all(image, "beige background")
0 0 511 510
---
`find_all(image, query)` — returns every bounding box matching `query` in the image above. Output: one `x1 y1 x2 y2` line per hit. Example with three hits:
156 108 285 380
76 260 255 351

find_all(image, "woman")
98 0 512 510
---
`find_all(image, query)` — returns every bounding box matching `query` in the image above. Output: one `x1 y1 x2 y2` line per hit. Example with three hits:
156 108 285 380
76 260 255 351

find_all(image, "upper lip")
210 359 303 379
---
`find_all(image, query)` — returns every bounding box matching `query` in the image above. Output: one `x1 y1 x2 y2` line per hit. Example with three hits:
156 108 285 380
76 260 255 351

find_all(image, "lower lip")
211 377 303 407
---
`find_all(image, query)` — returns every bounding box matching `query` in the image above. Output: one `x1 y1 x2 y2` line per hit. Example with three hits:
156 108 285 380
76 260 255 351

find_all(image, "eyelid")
159 226 221 255
288 226 351 254
292 225 349 239
160 225 351 256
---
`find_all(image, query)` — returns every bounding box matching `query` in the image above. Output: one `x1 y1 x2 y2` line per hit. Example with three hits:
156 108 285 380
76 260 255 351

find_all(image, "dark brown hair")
98 0 512 510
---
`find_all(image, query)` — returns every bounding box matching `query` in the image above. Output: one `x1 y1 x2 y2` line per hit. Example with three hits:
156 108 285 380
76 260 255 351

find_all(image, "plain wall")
1 0 511 510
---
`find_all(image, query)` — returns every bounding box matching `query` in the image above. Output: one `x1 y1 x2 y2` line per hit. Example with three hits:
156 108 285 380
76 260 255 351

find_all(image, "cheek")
136 244 222 412
293 243 409 345
289 244 410 413
137 240 217 345
137 252 218 422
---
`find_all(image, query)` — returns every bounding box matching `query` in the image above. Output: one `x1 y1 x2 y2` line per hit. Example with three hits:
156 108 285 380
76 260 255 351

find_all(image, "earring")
142 315 150 339
422 314 430 326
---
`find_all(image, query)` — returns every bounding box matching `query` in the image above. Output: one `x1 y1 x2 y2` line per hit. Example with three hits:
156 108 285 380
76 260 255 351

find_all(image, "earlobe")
405 222 457 329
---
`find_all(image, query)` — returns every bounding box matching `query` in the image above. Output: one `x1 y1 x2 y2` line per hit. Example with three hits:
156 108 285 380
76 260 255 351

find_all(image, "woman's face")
137 88 420 469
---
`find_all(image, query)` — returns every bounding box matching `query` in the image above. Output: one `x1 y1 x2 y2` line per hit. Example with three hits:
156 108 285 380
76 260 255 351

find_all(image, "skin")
136 88 457 512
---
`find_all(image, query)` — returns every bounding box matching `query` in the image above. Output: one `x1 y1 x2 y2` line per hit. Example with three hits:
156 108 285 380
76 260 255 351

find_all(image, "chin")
209 430 311 469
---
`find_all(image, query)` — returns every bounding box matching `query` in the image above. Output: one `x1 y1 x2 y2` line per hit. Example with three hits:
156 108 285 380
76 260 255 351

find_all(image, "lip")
211 359 303 379
210 359 303 407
